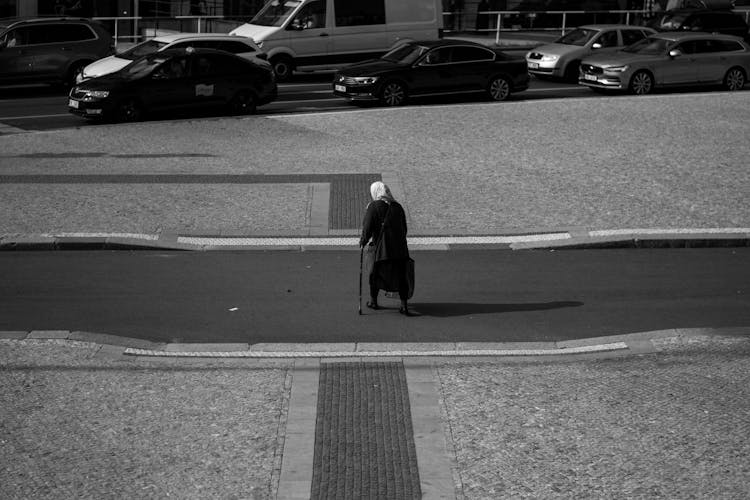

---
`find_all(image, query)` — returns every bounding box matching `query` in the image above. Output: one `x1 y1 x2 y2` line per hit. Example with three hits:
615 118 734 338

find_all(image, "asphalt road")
1 248 748 344
0 75 593 132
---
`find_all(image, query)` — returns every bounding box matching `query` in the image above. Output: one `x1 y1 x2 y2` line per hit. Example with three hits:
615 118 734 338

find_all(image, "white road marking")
124 341 629 357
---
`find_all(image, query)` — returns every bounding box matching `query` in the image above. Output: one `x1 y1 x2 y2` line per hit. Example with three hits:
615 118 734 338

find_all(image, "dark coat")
360 199 409 262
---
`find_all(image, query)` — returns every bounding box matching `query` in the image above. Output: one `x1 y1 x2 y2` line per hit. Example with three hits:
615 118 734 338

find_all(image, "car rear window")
622 29 647 46
450 46 494 62
48 24 97 42
121 40 169 59
183 40 256 53
716 39 746 51
4 24 96 45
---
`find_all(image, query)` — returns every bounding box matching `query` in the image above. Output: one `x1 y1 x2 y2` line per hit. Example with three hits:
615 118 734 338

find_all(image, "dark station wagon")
332 39 530 106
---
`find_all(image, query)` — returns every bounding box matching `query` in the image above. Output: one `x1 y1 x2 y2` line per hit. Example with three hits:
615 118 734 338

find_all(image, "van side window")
291 0 327 29
334 0 385 26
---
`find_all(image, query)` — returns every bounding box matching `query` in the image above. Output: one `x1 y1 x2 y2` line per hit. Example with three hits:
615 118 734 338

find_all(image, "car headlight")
350 76 378 85
606 65 629 73
540 54 558 62
84 90 110 99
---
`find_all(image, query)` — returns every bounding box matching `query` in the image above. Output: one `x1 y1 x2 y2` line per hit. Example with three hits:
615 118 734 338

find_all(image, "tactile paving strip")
311 362 421 500
0 173 380 231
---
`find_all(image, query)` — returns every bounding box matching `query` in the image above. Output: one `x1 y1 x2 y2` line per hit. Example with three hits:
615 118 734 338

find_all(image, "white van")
230 0 443 80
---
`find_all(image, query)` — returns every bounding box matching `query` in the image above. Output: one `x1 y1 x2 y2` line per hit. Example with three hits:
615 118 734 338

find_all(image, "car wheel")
724 67 746 91
64 61 88 88
629 70 653 95
271 56 294 82
113 98 143 123
379 81 407 106
487 76 511 101
229 90 257 115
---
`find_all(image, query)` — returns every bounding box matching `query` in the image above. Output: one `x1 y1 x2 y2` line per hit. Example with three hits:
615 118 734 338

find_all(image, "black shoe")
399 307 414 316
367 301 381 310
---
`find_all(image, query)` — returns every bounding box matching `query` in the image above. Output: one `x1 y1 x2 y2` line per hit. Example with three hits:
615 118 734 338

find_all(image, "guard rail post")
495 13 502 45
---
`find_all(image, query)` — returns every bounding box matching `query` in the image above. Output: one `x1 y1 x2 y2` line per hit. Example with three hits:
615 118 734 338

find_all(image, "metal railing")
448 7 750 40
92 15 240 48
95 8 750 49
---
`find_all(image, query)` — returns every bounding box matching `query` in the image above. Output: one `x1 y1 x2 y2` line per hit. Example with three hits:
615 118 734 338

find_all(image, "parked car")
648 8 750 41
526 24 656 81
578 32 750 94
68 47 277 122
0 17 113 87
332 40 529 106
77 33 270 83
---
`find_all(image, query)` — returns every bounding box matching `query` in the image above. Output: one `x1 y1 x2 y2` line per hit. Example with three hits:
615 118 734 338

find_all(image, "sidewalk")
2 329 749 498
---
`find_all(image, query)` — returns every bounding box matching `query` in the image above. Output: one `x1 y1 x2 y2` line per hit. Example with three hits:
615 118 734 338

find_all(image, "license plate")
584 74 598 81
528 62 539 69
334 84 346 93
68 99 79 108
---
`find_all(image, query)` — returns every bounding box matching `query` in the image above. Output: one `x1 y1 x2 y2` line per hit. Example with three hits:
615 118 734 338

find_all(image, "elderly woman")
360 181 414 316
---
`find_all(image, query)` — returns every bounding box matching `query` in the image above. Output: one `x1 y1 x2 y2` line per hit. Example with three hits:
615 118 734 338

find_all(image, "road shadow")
410 301 583 317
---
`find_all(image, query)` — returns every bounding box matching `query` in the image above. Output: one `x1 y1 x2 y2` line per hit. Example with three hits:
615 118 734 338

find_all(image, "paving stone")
0 331 28 340
28 330 69 339
164 342 249 352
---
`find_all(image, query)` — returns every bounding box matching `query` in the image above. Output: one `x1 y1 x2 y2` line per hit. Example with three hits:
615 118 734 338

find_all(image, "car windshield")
250 0 302 27
118 40 169 60
381 43 430 64
121 55 170 79
556 28 598 46
656 12 689 30
622 36 672 54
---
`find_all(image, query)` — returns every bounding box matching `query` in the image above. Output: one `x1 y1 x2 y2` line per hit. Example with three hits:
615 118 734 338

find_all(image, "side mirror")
668 49 682 58
592 42 602 49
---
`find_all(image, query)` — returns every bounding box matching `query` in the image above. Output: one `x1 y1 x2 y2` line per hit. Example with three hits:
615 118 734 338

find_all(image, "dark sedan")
332 40 529 106
68 47 277 122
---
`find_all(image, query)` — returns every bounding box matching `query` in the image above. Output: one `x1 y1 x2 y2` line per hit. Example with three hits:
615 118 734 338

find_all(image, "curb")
3 327 749 359
2 228 749 251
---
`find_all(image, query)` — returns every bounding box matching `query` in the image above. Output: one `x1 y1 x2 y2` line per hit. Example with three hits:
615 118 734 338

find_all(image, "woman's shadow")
409 301 583 317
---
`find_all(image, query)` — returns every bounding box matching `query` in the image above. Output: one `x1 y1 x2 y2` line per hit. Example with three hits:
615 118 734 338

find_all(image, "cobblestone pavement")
0 340 293 499
1 92 749 237
438 334 750 499
2 333 748 499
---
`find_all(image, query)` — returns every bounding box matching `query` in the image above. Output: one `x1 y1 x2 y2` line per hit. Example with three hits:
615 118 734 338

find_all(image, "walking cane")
358 245 364 315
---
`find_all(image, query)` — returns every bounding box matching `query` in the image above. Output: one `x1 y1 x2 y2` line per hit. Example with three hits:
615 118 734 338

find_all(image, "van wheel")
229 90 257 115
724 67 746 91
380 81 407 106
487 76 510 101
113 98 143 123
629 70 653 95
271 56 294 82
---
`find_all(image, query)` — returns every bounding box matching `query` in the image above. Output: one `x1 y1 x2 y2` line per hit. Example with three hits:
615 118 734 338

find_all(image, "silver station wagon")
579 32 750 95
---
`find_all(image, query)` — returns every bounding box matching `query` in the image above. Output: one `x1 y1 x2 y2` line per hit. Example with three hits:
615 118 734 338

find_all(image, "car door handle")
61 47 72 51
319 33 329 37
